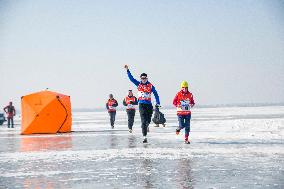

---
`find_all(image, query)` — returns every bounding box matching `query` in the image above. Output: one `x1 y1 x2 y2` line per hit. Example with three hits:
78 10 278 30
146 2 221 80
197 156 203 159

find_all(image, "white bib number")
178 100 190 111
109 106 116 110
138 91 151 99
127 104 134 109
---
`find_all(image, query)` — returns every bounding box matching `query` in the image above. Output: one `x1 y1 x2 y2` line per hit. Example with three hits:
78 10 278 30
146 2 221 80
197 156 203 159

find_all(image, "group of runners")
106 65 195 144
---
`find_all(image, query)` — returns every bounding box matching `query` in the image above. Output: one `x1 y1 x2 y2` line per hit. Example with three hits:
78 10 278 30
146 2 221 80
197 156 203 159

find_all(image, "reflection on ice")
20 135 72 152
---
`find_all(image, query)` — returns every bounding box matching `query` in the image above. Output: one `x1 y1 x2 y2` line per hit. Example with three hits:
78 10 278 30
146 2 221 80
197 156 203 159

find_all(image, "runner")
123 90 138 133
124 65 160 143
106 94 118 129
173 81 195 144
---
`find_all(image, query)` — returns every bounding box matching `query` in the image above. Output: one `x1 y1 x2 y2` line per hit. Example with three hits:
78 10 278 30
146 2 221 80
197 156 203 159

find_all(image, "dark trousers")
139 103 153 137
178 114 191 137
7 117 14 128
109 111 116 126
127 109 135 130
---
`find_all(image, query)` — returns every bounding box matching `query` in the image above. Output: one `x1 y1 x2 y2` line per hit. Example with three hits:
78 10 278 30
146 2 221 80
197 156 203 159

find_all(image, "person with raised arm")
124 65 160 143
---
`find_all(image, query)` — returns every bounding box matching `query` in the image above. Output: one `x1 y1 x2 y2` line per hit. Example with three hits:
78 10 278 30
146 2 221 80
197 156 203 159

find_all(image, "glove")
155 104 161 108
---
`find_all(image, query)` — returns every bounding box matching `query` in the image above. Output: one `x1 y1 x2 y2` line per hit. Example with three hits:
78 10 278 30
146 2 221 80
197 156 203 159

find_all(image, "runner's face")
182 87 188 92
128 91 133 96
141 77 148 84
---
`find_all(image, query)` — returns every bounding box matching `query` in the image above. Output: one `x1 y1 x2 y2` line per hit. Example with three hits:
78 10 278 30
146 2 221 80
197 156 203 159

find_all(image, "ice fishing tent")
21 90 72 135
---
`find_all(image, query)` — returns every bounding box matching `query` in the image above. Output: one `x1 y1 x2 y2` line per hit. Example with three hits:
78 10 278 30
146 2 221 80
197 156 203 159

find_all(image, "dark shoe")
111 125 114 129
154 124 159 127
143 138 148 143
162 124 166 127
129 129 132 133
184 140 190 144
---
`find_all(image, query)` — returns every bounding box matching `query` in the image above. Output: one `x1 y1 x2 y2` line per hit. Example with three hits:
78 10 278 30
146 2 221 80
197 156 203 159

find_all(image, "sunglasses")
141 77 148 80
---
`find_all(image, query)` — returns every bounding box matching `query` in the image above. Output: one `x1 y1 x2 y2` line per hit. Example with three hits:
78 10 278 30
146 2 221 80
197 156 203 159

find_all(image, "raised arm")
124 65 139 86
151 85 160 105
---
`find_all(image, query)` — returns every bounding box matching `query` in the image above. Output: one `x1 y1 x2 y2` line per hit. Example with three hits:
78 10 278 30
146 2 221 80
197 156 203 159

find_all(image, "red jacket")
106 99 118 112
173 90 195 115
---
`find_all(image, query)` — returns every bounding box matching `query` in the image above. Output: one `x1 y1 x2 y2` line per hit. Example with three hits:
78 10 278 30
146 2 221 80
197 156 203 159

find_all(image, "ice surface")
0 106 283 188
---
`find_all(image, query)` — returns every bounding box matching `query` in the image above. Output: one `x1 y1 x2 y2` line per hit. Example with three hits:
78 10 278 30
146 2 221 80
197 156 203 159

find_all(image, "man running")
124 65 160 143
173 81 195 144
123 90 138 133
106 94 118 129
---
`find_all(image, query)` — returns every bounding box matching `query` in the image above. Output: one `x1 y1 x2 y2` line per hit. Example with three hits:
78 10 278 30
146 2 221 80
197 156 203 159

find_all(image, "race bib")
180 100 190 111
127 104 134 109
138 91 151 99
109 106 116 110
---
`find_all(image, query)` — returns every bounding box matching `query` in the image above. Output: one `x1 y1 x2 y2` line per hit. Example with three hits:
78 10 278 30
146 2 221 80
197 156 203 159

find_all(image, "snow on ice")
0 106 283 188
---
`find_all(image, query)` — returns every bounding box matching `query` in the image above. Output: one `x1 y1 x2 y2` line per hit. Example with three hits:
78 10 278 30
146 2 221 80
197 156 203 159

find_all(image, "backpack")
152 107 166 124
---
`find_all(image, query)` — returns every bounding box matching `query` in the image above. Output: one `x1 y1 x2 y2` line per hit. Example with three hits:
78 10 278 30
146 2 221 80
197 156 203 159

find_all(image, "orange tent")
21 90 72 135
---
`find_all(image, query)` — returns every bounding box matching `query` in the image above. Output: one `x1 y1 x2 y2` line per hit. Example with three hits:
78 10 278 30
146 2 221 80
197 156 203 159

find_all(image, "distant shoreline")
7 103 284 114
72 103 284 112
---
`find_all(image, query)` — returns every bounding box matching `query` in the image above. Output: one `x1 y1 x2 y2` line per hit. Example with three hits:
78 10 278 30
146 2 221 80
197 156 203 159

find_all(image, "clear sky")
1 0 284 109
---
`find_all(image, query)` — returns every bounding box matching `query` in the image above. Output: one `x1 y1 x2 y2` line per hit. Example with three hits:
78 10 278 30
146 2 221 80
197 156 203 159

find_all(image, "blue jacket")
127 69 160 105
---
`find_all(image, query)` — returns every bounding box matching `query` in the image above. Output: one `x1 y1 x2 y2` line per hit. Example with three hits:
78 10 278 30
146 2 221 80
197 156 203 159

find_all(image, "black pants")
126 109 135 130
109 111 116 126
139 103 153 137
7 117 14 128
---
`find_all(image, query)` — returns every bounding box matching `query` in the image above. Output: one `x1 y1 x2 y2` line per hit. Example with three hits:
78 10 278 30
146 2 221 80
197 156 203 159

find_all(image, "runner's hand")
124 65 129 70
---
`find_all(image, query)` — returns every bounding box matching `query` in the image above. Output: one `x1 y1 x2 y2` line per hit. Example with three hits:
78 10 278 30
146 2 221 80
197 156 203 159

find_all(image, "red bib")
125 96 136 110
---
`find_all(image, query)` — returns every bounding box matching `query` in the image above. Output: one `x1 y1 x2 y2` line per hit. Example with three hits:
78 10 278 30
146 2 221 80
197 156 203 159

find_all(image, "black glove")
155 104 160 110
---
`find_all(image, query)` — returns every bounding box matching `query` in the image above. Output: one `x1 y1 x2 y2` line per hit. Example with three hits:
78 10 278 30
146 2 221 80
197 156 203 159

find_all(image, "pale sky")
1 0 284 109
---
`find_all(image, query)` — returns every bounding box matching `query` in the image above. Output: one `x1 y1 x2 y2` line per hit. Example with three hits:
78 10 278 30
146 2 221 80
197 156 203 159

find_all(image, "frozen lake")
0 106 284 188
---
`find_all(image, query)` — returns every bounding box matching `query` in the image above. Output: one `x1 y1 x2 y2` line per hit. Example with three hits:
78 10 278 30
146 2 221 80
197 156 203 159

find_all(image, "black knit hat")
140 73 147 78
